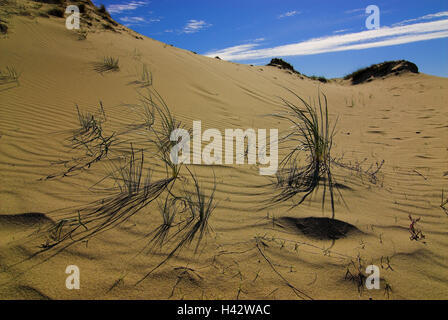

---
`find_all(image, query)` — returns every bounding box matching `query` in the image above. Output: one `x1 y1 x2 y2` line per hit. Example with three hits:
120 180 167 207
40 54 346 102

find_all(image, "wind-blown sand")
1 2 447 299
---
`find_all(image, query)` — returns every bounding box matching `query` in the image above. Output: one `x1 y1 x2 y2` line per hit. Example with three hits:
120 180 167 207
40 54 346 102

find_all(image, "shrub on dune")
47 7 64 17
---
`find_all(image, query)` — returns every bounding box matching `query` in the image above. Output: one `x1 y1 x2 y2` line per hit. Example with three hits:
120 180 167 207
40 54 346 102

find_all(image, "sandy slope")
0 11 447 300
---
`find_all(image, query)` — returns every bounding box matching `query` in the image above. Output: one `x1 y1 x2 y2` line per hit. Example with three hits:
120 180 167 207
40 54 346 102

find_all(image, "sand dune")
1 1 448 299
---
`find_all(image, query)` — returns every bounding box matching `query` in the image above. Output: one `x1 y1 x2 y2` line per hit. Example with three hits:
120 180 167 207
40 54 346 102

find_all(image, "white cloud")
333 29 351 34
182 20 211 34
108 1 148 14
205 14 448 61
119 15 160 25
120 16 145 23
345 8 365 14
393 11 448 26
278 10 300 19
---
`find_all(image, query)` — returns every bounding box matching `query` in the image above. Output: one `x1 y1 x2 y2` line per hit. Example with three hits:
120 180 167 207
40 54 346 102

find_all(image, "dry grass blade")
255 237 313 300
42 103 114 180
39 145 173 258
138 85 187 180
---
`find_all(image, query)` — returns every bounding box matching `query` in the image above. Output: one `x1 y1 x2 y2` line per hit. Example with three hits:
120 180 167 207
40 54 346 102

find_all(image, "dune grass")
136 63 152 87
43 103 114 179
137 169 217 284
38 79 189 258
41 145 172 252
271 89 340 218
139 86 186 180
36 76 217 284
309 75 328 83
0 66 20 85
73 103 113 161
93 56 120 73
76 104 98 133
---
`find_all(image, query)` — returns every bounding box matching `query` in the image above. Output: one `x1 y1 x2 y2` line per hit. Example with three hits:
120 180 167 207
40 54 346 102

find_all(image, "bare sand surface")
1 2 447 299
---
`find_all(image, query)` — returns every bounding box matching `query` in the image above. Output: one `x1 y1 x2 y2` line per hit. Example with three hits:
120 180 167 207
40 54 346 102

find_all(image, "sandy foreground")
0 7 448 300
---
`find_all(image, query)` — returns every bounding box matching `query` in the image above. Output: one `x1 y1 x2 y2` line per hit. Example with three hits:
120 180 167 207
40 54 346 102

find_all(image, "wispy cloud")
119 15 160 26
278 10 300 19
393 11 448 26
182 20 212 34
108 1 148 14
205 13 448 61
345 8 365 14
333 29 351 34
120 16 145 23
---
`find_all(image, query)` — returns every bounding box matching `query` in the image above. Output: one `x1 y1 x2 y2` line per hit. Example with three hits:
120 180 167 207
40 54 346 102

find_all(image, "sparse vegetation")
97 4 108 15
42 102 114 180
93 56 120 73
331 156 384 185
0 66 20 85
47 7 64 18
78 3 86 13
36 75 218 286
132 63 152 87
41 145 171 253
344 254 367 295
139 86 186 180
0 21 7 34
267 58 299 74
137 169 217 284
344 60 419 85
77 30 88 40
408 214 425 241
309 75 328 83
271 89 340 218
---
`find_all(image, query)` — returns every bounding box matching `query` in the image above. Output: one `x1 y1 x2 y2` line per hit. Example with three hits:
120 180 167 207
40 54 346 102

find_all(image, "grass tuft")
271 89 340 218
93 56 120 73
137 169 216 284
131 63 152 87
0 66 20 85
139 86 186 180
40 145 172 255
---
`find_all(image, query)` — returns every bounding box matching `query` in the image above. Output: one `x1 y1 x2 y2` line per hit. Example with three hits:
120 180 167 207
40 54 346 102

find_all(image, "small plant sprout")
408 214 425 241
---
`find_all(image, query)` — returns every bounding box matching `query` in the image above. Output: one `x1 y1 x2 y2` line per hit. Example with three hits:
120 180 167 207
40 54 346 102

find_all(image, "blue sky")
93 0 448 78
